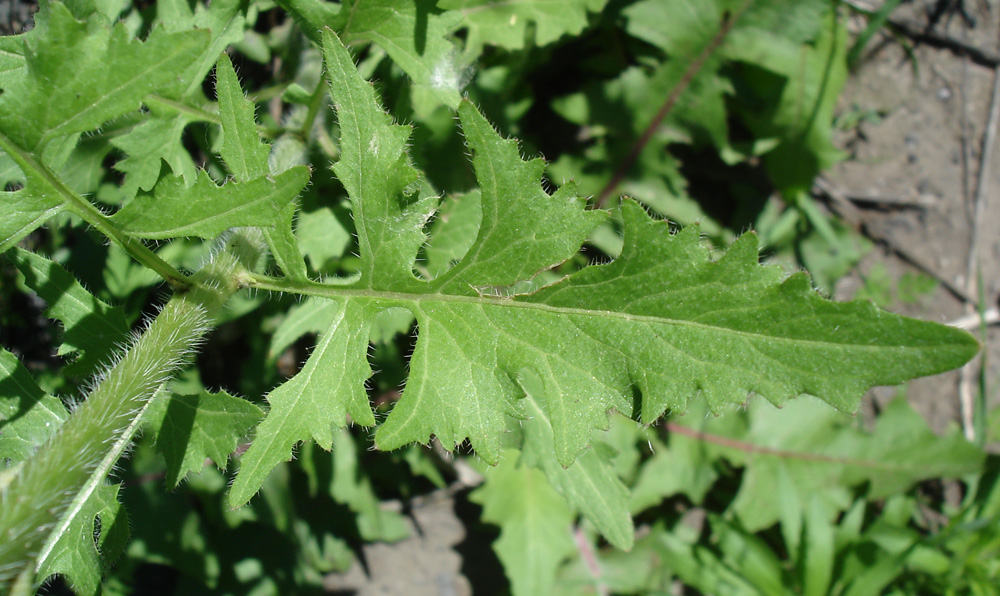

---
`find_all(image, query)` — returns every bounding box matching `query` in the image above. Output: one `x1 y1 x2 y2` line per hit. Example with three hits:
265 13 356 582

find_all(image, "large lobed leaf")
231 30 978 509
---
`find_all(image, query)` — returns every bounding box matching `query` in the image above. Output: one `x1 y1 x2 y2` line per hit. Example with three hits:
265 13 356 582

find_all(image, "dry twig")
956 11 1000 442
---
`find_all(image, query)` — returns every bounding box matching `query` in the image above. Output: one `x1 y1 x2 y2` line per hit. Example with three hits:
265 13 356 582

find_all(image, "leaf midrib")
247 275 950 352
41 33 202 147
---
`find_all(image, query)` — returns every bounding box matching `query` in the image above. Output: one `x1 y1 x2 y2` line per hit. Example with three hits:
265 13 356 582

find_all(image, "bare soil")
830 0 1000 437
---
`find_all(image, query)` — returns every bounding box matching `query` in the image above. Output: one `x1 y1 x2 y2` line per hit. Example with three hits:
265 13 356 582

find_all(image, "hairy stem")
0 230 264 590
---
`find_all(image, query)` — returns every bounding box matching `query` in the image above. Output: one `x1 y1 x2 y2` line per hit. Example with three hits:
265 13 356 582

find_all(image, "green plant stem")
300 76 328 140
0 131 192 291
0 230 263 590
665 422 943 473
144 93 221 124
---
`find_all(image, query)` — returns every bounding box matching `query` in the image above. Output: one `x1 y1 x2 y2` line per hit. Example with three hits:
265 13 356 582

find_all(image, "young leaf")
144 390 263 488
110 168 310 240
470 451 577 596
9 248 129 375
215 53 268 181
215 53 309 280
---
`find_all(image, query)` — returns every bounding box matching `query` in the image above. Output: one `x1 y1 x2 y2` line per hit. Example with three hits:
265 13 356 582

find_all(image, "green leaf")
378 201 977 466
263 202 311 281
35 482 127 596
215 52 310 279
0 349 68 463
629 427 719 513
0 34 27 88
548 62 729 230
232 31 977 505
802 497 835 596
215 53 269 181
709 514 788 594
296 206 352 273
9 247 129 375
268 296 342 361
842 397 984 497
144 390 264 488
110 167 310 239
271 0 341 41
323 28 438 290
108 0 251 199
470 450 576 596
442 0 608 52
110 112 200 199
421 191 482 279
230 299 376 507
518 371 633 550
337 0 465 110
430 102 604 292
0 1 209 152
0 175 63 253
278 0 464 110
725 6 848 196
155 0 250 101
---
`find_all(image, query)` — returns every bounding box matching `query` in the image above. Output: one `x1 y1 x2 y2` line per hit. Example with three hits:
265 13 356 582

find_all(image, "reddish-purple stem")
594 3 751 208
